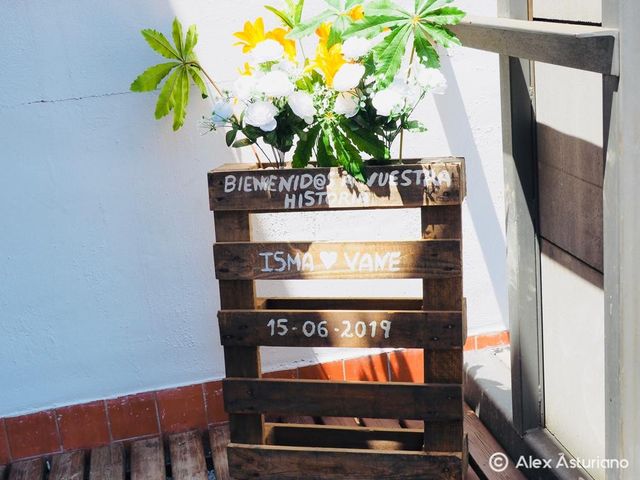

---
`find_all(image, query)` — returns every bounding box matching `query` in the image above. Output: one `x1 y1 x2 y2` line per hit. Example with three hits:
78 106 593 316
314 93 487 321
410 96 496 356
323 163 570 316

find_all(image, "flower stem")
399 46 417 164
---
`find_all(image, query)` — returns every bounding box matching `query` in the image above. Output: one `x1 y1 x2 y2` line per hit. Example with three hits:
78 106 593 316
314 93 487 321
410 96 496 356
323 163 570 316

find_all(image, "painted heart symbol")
319 251 338 270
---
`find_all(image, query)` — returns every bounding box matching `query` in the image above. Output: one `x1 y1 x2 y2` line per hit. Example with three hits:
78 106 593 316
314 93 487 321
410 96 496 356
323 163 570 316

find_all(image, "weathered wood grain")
227 444 462 480
49 451 85 480
209 160 465 212
214 240 461 280
209 424 231 480
214 211 264 445
219 310 462 349
422 205 464 454
224 379 462 421
450 15 618 75
89 444 124 480
131 437 166 480
7 459 43 480
168 431 207 480
266 423 423 451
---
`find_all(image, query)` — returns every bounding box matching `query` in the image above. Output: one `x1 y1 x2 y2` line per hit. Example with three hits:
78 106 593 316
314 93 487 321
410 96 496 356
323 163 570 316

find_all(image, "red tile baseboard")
0 330 508 463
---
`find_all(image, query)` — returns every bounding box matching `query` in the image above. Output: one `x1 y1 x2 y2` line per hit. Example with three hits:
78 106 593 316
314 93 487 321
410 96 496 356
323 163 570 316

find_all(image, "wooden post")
421 205 464 453
214 210 264 445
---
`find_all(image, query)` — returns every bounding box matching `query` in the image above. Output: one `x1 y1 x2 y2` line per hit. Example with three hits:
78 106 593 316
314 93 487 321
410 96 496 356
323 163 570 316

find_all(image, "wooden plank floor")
0 406 522 480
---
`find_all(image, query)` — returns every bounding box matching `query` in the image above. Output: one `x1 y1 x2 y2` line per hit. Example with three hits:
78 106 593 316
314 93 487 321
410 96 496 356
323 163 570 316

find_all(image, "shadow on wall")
436 55 509 323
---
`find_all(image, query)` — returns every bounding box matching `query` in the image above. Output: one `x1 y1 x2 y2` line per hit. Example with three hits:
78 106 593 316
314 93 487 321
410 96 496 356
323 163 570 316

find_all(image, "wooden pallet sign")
209 159 467 479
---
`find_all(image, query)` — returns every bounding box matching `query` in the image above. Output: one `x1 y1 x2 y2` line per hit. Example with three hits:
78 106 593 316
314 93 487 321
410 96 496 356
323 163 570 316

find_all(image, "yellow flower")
348 5 365 21
238 62 254 76
316 22 332 46
313 42 345 86
266 28 297 60
233 18 267 53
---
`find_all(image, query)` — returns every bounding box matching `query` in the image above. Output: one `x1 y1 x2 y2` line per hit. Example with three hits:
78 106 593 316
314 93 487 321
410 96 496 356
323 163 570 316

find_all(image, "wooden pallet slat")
215 240 461 281
89 444 125 480
168 432 208 480
209 160 465 212
7 459 43 480
131 437 166 480
224 379 462 421
266 423 423 451
219 310 462 349
227 444 462 480
209 424 231 480
49 451 85 480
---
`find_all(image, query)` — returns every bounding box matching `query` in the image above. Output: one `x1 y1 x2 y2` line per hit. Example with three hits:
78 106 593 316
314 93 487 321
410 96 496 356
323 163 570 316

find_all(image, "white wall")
0 0 506 417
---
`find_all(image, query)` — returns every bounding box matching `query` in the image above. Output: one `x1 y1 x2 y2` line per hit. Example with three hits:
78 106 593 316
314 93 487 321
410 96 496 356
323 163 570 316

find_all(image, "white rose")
415 64 447 94
334 93 359 118
390 77 421 106
288 91 316 124
342 37 371 60
372 88 404 116
233 75 258 101
211 100 234 126
252 39 285 63
257 71 295 98
245 101 278 131
333 63 366 92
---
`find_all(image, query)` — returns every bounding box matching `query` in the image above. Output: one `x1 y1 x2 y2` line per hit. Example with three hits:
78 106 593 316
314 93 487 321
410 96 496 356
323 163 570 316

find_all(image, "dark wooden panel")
209 160 465 212
219 310 462 349
214 241 461 280
227 444 462 480
168 431 207 480
214 210 263 445
131 437 166 480
50 451 84 480
422 205 464 453
7 460 43 480
89 444 125 480
538 161 603 271
209 424 231 480
224 379 462 421
266 423 423 451
261 297 424 311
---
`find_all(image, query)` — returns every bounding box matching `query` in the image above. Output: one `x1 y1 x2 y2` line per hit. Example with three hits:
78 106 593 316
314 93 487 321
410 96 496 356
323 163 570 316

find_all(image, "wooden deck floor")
0 405 524 480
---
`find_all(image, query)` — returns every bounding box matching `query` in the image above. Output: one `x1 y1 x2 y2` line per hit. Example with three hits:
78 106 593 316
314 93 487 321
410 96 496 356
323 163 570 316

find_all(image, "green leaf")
419 23 460 47
171 68 190 131
344 15 405 38
130 62 179 92
325 0 341 10
154 68 180 119
345 0 361 9
417 0 442 16
422 6 466 25
341 120 387 159
265 6 294 28
141 29 180 60
232 138 254 148
405 119 428 132
364 0 409 17
316 134 332 167
372 24 412 87
334 132 365 182
189 67 209 98
226 129 238 146
327 15 349 48
289 10 334 38
294 0 305 23
414 27 441 68
184 25 198 57
293 125 321 168
172 18 184 58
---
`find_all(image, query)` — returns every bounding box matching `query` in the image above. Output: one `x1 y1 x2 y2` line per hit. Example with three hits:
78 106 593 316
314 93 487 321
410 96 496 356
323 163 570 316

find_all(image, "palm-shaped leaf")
141 29 180 59
131 62 180 92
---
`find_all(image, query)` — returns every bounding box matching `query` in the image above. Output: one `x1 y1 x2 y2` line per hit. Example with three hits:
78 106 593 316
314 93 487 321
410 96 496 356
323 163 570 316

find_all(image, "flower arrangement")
131 0 465 181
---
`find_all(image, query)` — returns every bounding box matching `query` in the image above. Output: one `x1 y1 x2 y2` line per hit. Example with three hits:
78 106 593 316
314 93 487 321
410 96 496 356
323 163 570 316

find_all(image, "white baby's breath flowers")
372 88 404 116
334 92 360 118
245 101 278 131
288 91 316 124
257 71 295 98
333 63 366 92
211 99 234 126
414 63 447 94
342 37 372 60
251 39 285 63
